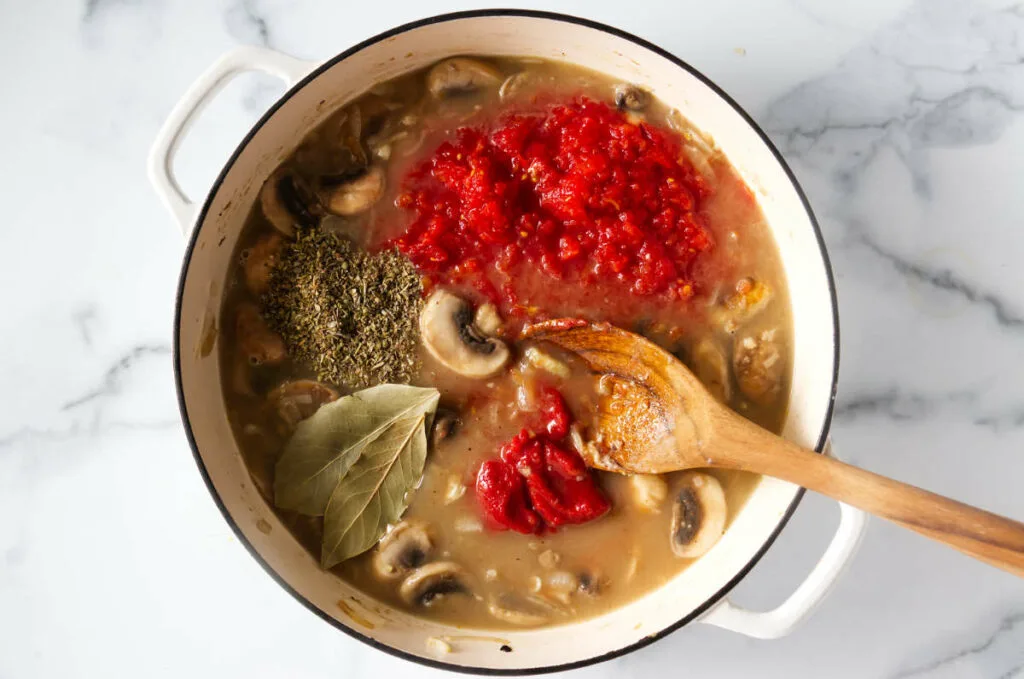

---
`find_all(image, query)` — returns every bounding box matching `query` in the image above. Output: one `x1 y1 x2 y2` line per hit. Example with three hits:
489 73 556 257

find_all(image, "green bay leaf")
273 384 439 516
321 412 430 568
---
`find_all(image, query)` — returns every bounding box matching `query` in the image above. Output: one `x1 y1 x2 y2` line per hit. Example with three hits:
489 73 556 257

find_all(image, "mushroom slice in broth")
614 83 651 111
711 278 774 333
576 569 606 596
733 327 784 406
235 302 286 367
690 338 732 404
427 57 502 99
487 592 559 627
498 70 546 101
670 472 727 559
400 562 472 607
241 232 283 296
373 520 434 580
429 409 460 448
473 303 503 336
260 169 320 236
322 166 386 217
420 289 510 378
265 379 339 437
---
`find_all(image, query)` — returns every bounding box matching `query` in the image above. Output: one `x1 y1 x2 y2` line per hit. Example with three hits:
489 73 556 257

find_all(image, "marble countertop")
2 0 1023 676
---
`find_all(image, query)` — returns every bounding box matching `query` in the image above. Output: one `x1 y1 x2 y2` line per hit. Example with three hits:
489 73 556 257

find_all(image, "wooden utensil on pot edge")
523 320 1024 578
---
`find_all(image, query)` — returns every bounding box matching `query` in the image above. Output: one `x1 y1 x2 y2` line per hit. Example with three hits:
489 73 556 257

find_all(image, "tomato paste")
475 388 610 534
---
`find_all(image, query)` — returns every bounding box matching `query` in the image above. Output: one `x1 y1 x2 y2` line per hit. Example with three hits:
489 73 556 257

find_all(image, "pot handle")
146 46 317 233
700 439 867 639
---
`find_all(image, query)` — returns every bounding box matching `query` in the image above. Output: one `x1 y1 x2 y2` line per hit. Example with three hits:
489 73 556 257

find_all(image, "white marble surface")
2 0 1023 676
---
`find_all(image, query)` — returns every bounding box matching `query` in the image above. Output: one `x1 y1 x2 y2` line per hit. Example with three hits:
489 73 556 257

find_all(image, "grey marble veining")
888 611 1024 679
0 0 1022 677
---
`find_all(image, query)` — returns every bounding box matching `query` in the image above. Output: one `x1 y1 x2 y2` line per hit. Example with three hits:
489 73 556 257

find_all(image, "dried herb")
272 384 440 568
262 229 423 388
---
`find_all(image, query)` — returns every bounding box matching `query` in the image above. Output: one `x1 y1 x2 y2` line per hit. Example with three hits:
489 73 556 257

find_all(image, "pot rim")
173 9 840 675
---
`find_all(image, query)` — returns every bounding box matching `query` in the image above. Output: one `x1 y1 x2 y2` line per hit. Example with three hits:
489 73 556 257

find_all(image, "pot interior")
176 13 837 672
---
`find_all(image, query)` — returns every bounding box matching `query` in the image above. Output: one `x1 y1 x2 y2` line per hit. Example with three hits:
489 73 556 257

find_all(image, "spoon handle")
713 413 1024 578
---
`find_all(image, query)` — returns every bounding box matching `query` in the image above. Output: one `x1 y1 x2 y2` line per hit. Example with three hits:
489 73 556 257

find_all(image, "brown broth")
219 56 792 630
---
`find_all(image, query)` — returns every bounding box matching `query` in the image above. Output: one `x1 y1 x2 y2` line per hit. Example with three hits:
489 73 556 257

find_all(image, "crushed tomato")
388 98 714 313
474 388 610 534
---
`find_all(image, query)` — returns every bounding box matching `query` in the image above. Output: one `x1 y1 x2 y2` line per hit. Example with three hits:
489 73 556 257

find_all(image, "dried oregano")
262 229 423 389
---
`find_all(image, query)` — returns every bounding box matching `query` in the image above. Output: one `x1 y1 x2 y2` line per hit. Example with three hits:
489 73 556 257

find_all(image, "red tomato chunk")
389 99 714 308
475 459 542 535
475 388 610 534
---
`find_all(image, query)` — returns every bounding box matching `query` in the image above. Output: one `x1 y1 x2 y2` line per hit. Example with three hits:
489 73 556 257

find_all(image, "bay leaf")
321 412 429 568
273 384 439 516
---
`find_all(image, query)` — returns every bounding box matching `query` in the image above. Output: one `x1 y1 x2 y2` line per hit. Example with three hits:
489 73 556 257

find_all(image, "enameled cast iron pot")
149 10 867 674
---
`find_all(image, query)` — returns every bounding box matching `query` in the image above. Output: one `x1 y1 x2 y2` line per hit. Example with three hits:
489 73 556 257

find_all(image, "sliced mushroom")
266 379 339 436
544 570 579 604
260 169 319 236
420 290 510 378
365 112 412 161
427 57 502 99
430 409 460 448
241 232 283 296
235 302 286 367
307 106 368 180
400 561 471 607
322 166 385 217
336 104 365 157
670 472 727 559
614 84 650 111
486 592 556 627
230 349 279 398
576 569 605 596
711 278 773 333
630 473 669 513
733 328 784 406
373 520 433 580
473 303 503 336
691 338 731 404
728 277 771 310
499 71 535 101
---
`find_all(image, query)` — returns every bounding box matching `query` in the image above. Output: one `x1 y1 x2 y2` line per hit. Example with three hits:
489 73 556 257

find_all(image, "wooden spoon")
523 320 1024 577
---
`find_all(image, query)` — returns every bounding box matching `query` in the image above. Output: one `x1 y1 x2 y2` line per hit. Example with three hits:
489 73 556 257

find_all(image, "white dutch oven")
149 11 866 674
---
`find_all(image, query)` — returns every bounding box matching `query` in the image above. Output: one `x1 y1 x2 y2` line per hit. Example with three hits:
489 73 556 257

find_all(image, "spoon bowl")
524 320 717 474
